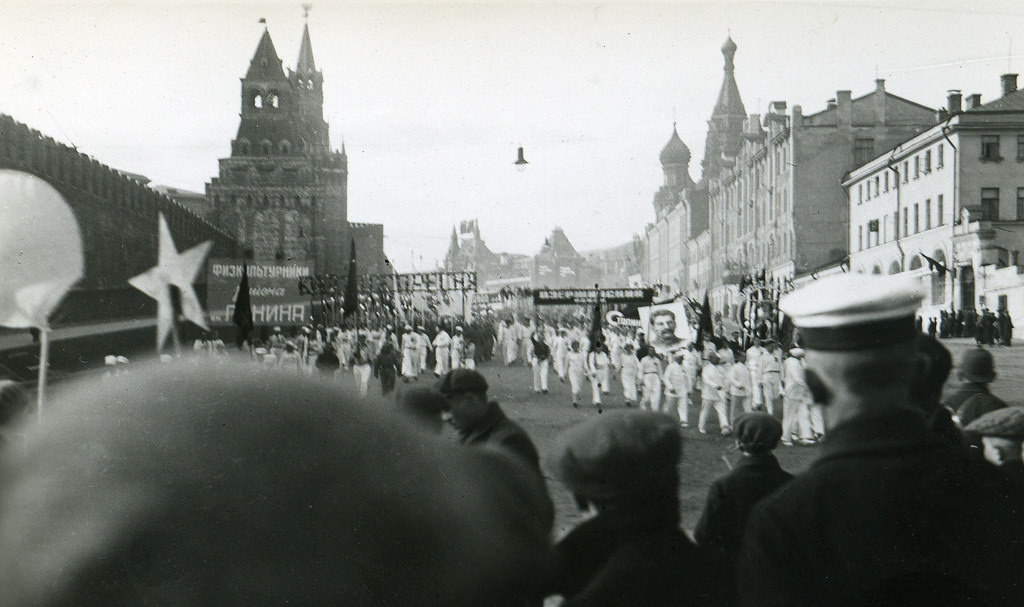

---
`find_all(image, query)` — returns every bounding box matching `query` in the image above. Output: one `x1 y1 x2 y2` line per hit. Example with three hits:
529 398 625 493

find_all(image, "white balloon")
0 169 84 329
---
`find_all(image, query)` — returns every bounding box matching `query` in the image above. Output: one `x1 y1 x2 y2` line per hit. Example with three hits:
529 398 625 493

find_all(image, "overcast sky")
4 1 1024 271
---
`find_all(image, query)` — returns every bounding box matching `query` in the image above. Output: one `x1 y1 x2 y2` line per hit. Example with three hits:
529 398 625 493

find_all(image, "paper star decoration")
128 213 213 352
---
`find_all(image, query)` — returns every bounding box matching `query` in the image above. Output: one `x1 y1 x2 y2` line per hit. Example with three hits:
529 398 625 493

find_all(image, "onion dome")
660 126 691 165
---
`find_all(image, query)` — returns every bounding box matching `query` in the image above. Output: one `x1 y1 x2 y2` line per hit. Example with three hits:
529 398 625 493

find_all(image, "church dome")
660 127 691 165
722 35 737 55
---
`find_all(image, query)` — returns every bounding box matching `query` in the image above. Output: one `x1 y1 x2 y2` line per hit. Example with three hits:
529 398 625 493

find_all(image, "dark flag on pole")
695 291 713 352
589 298 603 348
232 262 254 347
342 240 358 325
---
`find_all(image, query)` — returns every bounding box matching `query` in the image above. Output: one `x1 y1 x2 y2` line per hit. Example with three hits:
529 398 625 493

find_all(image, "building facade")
206 25 381 276
848 75 1024 320
640 37 936 322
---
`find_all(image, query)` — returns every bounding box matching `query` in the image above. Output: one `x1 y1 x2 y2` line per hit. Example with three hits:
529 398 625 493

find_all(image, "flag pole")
36 328 50 423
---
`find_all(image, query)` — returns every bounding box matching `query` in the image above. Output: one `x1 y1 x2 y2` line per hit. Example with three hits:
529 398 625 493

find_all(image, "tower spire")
297 22 317 75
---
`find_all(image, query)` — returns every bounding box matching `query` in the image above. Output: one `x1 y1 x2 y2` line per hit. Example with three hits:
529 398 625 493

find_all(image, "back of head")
734 412 783 454
0 362 550 606
909 334 952 412
958 347 995 384
550 411 681 510
397 386 447 433
779 274 924 419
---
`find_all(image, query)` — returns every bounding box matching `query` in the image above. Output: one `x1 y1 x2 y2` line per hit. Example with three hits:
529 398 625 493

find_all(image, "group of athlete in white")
505 318 825 445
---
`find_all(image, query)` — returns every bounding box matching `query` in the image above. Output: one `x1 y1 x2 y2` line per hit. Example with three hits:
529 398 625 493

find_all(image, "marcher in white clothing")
587 342 611 408
433 329 452 376
566 341 587 407
401 327 420 380
745 341 765 409
663 351 689 426
531 330 551 394
760 343 782 415
699 353 731 435
416 327 430 374
727 354 753 425
450 327 465 371
639 351 663 412
553 331 569 381
618 343 639 407
781 348 814 446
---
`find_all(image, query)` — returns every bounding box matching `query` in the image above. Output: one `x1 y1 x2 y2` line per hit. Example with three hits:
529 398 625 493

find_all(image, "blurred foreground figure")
739 274 1024 607
547 411 723 607
694 412 792 595
964 407 1024 484
0 362 553 607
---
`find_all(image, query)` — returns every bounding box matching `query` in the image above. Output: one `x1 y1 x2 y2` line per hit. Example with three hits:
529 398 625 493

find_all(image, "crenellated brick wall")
0 114 238 325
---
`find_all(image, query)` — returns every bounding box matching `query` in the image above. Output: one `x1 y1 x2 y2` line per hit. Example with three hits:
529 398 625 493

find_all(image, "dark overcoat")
737 409 1024 607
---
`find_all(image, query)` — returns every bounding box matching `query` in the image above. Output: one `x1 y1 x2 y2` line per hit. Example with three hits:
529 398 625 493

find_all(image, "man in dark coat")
737 274 1024 607
694 412 792 584
373 341 401 395
547 411 724 607
437 369 544 474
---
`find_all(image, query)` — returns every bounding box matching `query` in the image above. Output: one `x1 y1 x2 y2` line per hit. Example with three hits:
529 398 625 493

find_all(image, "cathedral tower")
701 36 747 181
207 23 348 274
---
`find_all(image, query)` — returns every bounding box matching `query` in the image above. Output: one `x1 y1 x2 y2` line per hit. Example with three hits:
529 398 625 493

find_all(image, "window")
253 94 263 109
926 199 932 229
981 135 1001 161
903 161 909 183
858 225 863 251
884 171 889 192
903 208 908 236
914 156 920 178
924 150 932 173
914 203 920 233
1018 188 1024 220
981 188 1000 220
1018 135 1024 161
937 195 944 225
874 176 880 197
858 184 863 204
854 138 875 165
937 144 944 168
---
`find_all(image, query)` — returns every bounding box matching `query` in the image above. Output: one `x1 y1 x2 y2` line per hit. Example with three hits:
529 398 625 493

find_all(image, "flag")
588 297 603 348
232 262 254 347
342 240 359 324
695 291 713 351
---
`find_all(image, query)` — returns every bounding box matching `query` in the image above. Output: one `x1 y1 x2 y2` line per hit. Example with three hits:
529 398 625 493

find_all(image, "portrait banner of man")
639 301 694 355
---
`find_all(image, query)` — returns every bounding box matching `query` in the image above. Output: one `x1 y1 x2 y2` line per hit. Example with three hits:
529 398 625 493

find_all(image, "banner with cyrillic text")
207 259 313 326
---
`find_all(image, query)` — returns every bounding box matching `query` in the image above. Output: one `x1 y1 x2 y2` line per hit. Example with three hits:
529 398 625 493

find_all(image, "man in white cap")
450 326 465 371
432 324 452 377
737 274 1024 607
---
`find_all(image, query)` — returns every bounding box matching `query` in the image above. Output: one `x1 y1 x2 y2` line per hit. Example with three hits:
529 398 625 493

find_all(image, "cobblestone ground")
339 338 1024 539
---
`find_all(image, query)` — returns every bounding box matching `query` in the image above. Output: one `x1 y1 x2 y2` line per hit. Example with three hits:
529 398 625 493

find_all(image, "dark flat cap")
437 369 488 396
734 412 783 453
550 411 680 501
964 406 1024 440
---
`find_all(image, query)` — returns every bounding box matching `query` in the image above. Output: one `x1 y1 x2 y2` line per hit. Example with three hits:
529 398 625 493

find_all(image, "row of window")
235 139 296 156
973 187 1024 221
858 195 945 250
856 143 945 204
980 134 1024 162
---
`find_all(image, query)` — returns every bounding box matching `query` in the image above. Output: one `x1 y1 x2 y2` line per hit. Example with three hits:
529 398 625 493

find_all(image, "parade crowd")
3 273 1024 606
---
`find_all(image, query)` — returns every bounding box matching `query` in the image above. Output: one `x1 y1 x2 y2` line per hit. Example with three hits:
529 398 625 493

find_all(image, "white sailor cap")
779 274 924 351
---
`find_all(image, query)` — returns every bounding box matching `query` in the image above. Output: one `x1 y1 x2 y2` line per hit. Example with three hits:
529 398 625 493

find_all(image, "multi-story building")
206 24 384 276
706 78 936 318
640 37 935 322
847 74 1024 319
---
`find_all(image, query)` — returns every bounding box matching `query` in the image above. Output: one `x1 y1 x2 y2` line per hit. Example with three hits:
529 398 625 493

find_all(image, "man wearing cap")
547 411 723 606
944 347 1007 427
964 407 1024 484
437 369 544 475
694 412 792 597
401 326 419 381
737 274 1024 607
